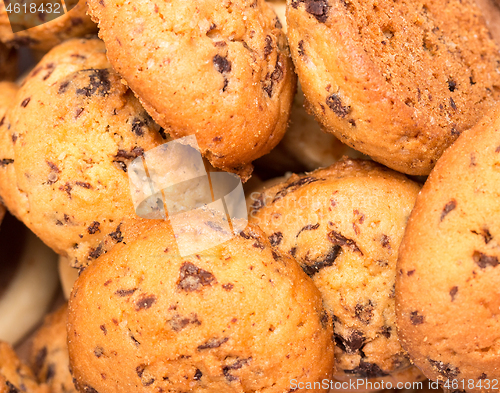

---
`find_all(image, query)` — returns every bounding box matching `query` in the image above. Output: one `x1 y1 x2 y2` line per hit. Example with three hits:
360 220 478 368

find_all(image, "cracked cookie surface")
86 0 296 179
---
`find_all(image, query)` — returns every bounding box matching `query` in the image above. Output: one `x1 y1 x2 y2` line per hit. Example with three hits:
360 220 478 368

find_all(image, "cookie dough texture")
0 38 167 268
396 105 500 391
87 0 296 179
68 221 334 393
0 0 97 51
0 43 16 81
0 341 49 393
249 160 422 382
30 304 76 393
286 0 500 175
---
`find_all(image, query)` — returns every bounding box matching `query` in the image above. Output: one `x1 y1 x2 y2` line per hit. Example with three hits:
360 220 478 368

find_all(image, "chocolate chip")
328 231 362 254
76 69 111 97
213 55 232 73
305 0 330 22
5 382 20 393
115 147 144 160
177 262 217 292
75 181 92 189
479 373 488 380
355 301 374 324
222 283 234 291
450 97 457 110
94 347 104 358
88 244 104 260
410 311 424 325
380 234 391 249
298 40 306 56
345 360 388 378
0 159 14 167
250 193 265 212
194 369 202 380
326 94 351 118
263 56 284 97
115 288 137 297
296 223 320 237
450 286 458 301
20 97 31 107
380 326 391 338
100 325 107 335
264 35 273 58
272 176 324 202
87 221 101 234
109 224 124 243
269 232 283 247
471 228 492 244
448 79 457 92
428 359 460 379
301 245 341 277
335 330 365 353
135 294 157 310
473 251 499 269
197 337 229 351
168 313 201 332
222 358 251 382
58 81 71 94
407 269 415 276
33 347 47 374
441 199 457 221
83 386 98 393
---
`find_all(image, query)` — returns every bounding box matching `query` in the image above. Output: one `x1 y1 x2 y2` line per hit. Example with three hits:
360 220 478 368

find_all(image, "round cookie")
248 159 423 383
0 43 16 81
286 0 500 175
0 0 97 51
0 341 49 393
86 0 296 179
68 220 334 393
0 37 168 268
396 104 500 390
30 303 76 393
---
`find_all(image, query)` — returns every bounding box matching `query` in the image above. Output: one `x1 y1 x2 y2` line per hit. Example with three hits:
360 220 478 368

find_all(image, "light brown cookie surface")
87 0 296 179
30 304 76 393
0 0 97 51
0 38 167 268
68 221 334 393
396 105 500 391
286 0 500 175
249 159 422 383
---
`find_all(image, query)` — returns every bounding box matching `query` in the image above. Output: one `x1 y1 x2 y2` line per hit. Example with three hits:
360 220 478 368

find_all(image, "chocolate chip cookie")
30 304 76 393
397 104 500 390
249 159 423 382
68 220 334 393
86 0 296 179
286 0 500 175
0 0 97 51
0 37 167 268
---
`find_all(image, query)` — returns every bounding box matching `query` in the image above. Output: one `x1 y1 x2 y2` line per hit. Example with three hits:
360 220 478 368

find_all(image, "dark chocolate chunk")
450 286 458 301
298 40 306 57
222 283 234 291
328 231 362 254
20 97 31 107
428 359 460 379
410 311 424 325
269 232 283 246
0 159 14 167
223 358 251 382
115 288 137 297
33 347 47 374
473 251 499 269
6 382 20 393
109 224 124 243
197 337 229 351
345 360 388 378
131 118 146 136
168 313 201 332
326 94 351 118
380 326 391 338
76 69 111 97
305 0 330 22
177 262 217 292
448 79 457 92
94 347 104 358
441 199 457 221
355 300 374 324
380 234 391 249
88 244 104 260
87 221 101 234
471 228 492 244
213 55 232 73
296 223 320 237
335 330 365 354
272 176 324 202
301 245 341 277
264 35 273 57
135 294 157 311
194 369 203 380
450 97 457 110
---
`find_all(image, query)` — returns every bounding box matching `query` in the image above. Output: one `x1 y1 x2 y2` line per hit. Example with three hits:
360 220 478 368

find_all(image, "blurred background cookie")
249 159 423 385
0 42 17 81
86 0 296 179
0 0 97 51
286 0 500 175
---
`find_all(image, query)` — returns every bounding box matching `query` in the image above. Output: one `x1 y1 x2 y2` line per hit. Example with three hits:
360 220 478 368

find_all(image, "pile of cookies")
0 0 499 392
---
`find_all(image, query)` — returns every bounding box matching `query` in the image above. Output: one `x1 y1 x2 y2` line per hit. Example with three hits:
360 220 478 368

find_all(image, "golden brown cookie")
476 0 500 45
30 304 76 393
68 220 334 393
86 0 296 179
249 159 422 383
0 38 168 268
0 0 97 51
0 42 16 81
0 341 49 393
396 104 500 391
286 0 500 175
